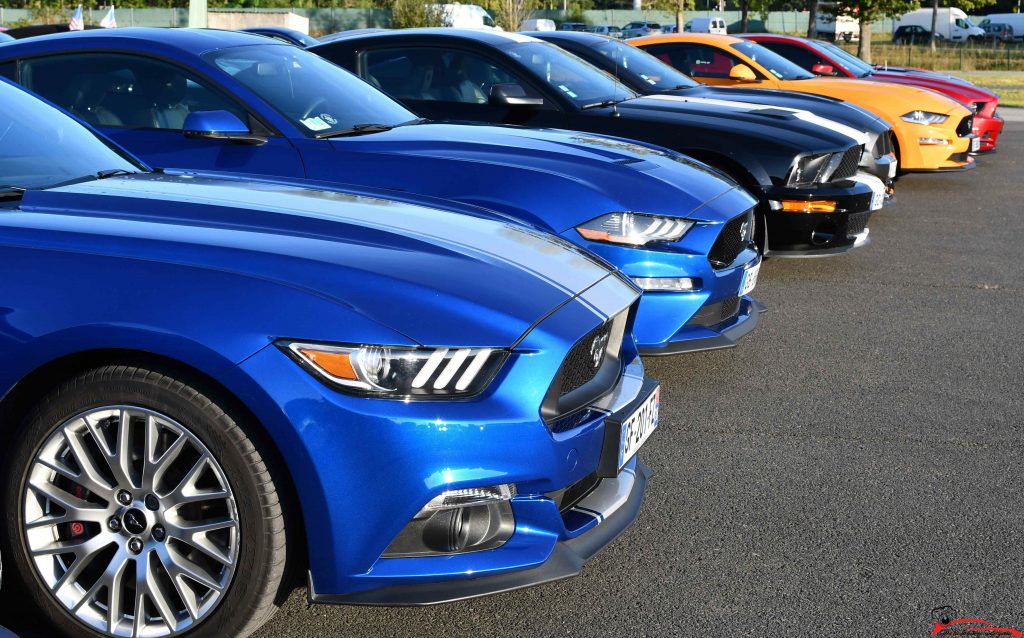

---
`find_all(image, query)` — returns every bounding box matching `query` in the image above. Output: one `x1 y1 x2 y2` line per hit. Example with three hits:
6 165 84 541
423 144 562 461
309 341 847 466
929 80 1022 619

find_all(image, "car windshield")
730 40 814 80
816 40 873 77
202 44 418 137
500 40 638 107
0 80 143 191
591 38 699 91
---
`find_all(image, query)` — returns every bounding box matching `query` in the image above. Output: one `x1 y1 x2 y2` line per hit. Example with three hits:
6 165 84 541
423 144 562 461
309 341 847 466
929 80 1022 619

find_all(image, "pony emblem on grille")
590 332 609 368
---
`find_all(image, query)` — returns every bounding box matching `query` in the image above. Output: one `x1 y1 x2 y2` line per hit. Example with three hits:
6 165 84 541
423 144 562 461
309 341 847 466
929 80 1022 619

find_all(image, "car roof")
314 27 540 48
628 32 745 45
525 30 615 45
0 27 277 56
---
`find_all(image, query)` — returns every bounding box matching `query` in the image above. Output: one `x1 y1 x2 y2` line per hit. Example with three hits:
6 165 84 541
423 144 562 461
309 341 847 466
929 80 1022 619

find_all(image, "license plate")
971 136 981 152
616 385 659 471
740 261 760 296
888 161 897 179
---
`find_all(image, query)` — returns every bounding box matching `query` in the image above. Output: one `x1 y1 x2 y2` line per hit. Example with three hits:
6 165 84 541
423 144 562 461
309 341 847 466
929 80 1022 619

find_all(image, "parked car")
559 21 588 31
892 24 934 44
980 21 1015 42
979 14 1024 42
440 3 499 29
239 26 320 47
0 28 762 356
530 30 897 185
0 75 660 638
896 8 985 42
743 34 1004 152
622 21 663 38
317 29 885 259
814 6 860 42
630 33 978 172
590 24 622 38
685 17 727 34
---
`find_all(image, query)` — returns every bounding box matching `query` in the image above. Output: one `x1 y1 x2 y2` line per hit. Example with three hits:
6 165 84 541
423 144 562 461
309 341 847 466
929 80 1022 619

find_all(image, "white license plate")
971 136 981 152
888 161 897 179
740 261 760 296
617 385 660 470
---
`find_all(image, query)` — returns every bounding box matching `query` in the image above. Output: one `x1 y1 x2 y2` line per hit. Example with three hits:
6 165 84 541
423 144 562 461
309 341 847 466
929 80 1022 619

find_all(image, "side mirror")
811 63 835 76
728 64 759 82
183 110 266 145
489 83 545 107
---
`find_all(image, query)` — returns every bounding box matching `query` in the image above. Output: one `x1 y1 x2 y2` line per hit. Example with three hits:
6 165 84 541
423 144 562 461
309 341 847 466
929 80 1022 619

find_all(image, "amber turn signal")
779 200 837 213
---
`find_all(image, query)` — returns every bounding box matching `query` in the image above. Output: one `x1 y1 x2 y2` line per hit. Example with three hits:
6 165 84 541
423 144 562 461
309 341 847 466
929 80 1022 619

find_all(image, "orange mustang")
630 33 977 173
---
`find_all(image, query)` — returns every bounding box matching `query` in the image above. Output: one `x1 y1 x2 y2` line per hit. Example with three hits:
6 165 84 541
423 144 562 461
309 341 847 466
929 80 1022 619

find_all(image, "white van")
684 17 727 34
439 4 501 30
815 5 859 42
979 14 1024 42
896 8 984 42
520 18 556 31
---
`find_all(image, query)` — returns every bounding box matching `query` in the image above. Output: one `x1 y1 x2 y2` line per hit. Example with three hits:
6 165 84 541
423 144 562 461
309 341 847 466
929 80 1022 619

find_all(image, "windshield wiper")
582 98 622 111
0 186 27 201
666 84 695 91
96 168 138 179
316 123 396 139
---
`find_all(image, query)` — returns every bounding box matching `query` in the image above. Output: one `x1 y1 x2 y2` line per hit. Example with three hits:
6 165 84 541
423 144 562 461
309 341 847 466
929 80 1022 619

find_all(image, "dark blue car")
0 28 762 356
0 79 660 637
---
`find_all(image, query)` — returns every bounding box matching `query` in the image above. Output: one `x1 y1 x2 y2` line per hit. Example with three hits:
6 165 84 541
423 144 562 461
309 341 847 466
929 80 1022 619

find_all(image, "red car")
743 34 1004 152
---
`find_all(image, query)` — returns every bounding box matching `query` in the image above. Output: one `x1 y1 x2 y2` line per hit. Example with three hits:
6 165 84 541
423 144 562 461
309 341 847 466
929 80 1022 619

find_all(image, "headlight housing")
901 110 949 125
576 212 694 246
787 152 839 187
282 341 507 398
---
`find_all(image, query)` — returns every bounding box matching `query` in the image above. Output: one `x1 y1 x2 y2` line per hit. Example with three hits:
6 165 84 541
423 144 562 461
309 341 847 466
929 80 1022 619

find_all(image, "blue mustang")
0 28 761 356
0 79 660 637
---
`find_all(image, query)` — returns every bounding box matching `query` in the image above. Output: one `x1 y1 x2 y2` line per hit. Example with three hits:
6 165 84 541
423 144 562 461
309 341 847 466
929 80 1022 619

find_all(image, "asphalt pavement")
254 122 1024 637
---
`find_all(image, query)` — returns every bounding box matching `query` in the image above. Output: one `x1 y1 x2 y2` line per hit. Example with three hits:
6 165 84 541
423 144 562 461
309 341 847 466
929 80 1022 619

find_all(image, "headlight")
575 212 694 246
282 341 507 398
901 110 948 125
787 153 837 187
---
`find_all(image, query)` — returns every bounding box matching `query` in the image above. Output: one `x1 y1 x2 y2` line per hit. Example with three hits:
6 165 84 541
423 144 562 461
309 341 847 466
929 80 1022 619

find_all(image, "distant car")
622 21 662 38
745 33 1004 152
239 26 319 47
892 24 935 44
685 17 728 34
559 21 588 31
979 14 1024 41
981 22 1014 42
590 24 622 38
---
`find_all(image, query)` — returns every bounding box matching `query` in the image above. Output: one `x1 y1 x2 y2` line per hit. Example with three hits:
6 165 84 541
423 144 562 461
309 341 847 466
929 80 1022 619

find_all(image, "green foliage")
373 0 447 28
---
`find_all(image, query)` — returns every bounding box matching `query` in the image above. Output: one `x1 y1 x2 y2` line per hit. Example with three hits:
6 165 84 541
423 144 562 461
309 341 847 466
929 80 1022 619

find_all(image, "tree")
374 0 448 28
486 0 538 30
807 0 818 37
831 0 918 63
740 0 750 31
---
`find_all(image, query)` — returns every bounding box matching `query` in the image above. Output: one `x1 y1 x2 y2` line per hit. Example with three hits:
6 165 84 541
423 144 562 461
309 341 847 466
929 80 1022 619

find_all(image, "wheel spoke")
27 477 107 519
165 455 211 504
140 551 179 633
116 409 138 489
63 427 116 497
83 411 133 489
160 545 225 592
144 426 187 491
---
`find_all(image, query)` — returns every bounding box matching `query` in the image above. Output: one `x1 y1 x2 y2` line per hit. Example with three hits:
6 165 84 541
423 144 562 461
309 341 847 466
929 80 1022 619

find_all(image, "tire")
2 365 288 638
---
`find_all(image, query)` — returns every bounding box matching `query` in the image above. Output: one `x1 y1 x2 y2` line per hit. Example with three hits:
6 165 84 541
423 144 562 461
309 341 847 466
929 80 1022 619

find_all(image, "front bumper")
974 113 1004 152
896 119 977 171
762 181 875 257
639 296 764 356
312 460 652 605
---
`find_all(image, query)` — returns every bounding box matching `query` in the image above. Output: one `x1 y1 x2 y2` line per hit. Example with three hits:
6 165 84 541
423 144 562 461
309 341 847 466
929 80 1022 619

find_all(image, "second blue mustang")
0 28 762 356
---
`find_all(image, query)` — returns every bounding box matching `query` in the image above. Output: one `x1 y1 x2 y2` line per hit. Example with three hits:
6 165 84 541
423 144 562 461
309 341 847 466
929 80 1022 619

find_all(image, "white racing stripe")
645 94 870 146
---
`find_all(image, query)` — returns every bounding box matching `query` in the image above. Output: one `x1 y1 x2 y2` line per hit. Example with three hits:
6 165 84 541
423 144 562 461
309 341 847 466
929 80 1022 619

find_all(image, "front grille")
831 145 862 181
708 211 752 269
558 320 612 397
956 115 974 137
873 130 895 158
687 295 741 327
847 211 870 236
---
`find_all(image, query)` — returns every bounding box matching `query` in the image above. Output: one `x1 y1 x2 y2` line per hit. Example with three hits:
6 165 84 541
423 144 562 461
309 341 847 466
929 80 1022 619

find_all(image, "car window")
19 53 248 131
363 47 520 104
729 40 814 80
816 40 873 77
643 43 745 79
590 38 699 90
498 40 638 107
0 80 143 190
758 42 828 74
204 44 417 136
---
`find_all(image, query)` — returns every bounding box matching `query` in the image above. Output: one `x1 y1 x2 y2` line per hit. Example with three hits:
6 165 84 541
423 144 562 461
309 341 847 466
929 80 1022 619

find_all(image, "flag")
100 5 117 28
68 4 84 31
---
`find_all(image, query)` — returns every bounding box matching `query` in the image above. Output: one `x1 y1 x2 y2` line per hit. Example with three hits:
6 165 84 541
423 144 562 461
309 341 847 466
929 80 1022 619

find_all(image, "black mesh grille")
847 211 870 236
957 115 974 137
708 212 752 269
687 296 741 327
558 321 612 397
831 145 862 181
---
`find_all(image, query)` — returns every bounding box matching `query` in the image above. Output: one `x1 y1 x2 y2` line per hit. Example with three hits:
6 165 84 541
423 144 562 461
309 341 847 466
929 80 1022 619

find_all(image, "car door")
17 52 305 177
358 45 566 127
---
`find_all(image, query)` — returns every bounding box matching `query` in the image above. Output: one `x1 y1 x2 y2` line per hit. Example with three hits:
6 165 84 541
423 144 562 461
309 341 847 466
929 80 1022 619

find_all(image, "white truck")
896 8 985 42
815 4 860 42
439 4 500 29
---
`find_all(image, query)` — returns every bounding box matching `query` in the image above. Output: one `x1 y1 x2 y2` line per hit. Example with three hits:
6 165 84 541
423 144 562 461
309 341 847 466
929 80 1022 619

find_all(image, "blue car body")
0 78 658 632
0 28 762 356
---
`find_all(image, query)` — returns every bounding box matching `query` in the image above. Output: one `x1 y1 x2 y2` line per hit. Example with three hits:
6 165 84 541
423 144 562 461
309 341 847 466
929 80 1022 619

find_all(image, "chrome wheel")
23 406 239 637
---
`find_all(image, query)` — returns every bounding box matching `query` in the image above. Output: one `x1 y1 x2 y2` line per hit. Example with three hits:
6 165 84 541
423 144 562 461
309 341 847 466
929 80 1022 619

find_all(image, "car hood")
869 69 997 103
324 122 755 227
613 93 867 151
18 173 627 348
790 77 972 117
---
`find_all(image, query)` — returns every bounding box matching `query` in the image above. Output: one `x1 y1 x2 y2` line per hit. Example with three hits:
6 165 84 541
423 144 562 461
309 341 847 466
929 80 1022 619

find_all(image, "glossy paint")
0 78 652 600
743 34 1003 152
0 28 760 355
631 33 977 171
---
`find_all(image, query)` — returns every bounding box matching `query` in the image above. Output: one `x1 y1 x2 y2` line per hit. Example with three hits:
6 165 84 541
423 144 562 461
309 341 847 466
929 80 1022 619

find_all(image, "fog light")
422 484 516 512
775 200 837 213
918 137 950 145
632 277 700 292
